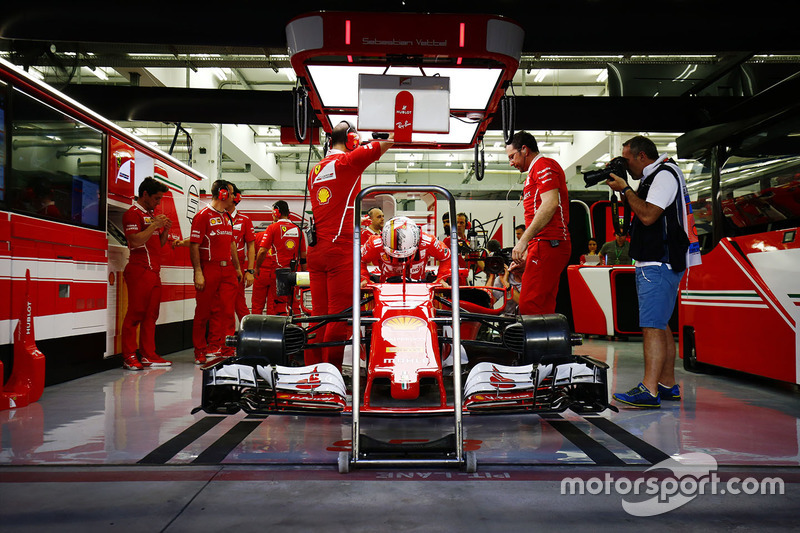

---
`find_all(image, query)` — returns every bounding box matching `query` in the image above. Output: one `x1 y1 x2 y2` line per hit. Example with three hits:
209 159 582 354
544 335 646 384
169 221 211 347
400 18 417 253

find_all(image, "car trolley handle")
352 185 463 463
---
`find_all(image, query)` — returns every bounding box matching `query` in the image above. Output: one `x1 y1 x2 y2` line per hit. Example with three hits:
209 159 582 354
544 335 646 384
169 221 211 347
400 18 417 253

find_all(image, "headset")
343 121 360 151
325 121 360 154
214 181 230 201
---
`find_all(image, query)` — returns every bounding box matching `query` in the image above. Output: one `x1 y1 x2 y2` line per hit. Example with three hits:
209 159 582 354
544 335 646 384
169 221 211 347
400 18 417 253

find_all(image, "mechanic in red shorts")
506 131 571 315
121 176 173 370
306 121 393 370
360 215 452 285
226 185 256 325
190 180 242 365
255 200 305 316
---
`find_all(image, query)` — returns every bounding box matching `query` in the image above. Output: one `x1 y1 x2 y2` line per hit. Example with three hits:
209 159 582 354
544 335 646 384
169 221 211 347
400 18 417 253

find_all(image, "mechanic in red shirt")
190 180 242 365
442 211 472 285
254 200 306 316
121 177 173 370
360 216 452 286
361 207 384 243
251 229 271 315
506 131 571 315
226 185 256 326
306 121 393 369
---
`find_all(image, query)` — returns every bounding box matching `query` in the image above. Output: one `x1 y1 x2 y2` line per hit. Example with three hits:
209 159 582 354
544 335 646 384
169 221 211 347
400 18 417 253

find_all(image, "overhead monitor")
357 74 449 135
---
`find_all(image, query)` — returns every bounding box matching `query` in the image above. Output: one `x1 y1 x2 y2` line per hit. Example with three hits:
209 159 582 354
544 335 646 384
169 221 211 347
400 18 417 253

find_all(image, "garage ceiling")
2 1 799 194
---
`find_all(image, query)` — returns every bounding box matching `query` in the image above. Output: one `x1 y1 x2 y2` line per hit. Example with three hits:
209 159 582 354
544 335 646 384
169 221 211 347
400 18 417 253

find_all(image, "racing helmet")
382 216 420 260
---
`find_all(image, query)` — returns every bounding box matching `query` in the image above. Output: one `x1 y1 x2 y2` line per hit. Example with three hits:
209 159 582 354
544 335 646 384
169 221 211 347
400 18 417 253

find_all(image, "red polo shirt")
190 205 234 263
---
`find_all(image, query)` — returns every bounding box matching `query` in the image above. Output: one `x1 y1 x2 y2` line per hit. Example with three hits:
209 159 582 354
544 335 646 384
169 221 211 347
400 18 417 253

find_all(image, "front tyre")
463 451 477 473
338 451 351 474
682 327 703 373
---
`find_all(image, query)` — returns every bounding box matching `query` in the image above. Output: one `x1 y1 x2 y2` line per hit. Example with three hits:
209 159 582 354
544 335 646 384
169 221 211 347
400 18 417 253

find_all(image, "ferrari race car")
196 186 613 472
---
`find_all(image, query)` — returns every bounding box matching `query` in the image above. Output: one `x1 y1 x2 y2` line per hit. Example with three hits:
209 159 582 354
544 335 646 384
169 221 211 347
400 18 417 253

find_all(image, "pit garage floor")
2 338 799 531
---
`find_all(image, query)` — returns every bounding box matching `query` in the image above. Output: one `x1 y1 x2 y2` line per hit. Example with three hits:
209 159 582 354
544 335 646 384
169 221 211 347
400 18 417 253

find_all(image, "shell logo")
286 241 296 249
317 187 332 205
384 316 425 331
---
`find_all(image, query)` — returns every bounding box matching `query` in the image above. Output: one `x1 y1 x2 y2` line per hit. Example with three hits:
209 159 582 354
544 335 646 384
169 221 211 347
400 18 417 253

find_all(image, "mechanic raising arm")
305 122 393 370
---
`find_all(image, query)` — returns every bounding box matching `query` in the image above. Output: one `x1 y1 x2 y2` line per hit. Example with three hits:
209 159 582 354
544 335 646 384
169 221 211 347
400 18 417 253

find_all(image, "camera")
484 247 513 276
582 156 628 188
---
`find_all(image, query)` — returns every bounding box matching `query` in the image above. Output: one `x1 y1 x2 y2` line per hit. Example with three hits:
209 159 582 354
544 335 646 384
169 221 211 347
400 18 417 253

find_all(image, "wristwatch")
244 269 255 274
622 186 633 195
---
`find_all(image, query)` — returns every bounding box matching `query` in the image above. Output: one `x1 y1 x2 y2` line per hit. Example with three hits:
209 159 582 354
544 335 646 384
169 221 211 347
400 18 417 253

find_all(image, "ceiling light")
28 67 45 81
212 68 228 81
280 68 296 83
533 69 550 83
91 67 109 81
307 65 503 111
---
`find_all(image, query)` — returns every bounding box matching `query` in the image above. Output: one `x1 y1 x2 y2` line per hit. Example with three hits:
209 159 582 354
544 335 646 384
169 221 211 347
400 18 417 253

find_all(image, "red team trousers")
306 239 353 369
251 269 290 316
121 264 161 358
193 262 238 356
251 269 273 315
234 276 250 323
519 239 571 315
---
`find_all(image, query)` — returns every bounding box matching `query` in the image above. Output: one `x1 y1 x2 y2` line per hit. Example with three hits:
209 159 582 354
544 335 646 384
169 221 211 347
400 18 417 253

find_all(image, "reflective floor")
2 338 799 531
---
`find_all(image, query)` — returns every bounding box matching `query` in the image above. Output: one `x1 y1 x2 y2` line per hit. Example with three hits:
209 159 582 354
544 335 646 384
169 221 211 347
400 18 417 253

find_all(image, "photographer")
605 136 701 409
506 131 571 315
486 250 522 316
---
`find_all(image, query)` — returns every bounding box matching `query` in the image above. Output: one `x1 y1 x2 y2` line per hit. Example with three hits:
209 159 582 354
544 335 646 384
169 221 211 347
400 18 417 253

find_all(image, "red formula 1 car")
198 186 613 472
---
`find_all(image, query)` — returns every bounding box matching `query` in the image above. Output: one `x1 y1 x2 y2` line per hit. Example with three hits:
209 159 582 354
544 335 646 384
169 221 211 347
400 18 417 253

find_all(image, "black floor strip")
584 416 671 464
191 420 263 464
138 416 225 465
543 418 626 466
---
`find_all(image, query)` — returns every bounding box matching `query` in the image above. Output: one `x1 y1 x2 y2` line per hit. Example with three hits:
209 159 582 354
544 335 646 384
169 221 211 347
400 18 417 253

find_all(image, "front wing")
199 355 611 416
